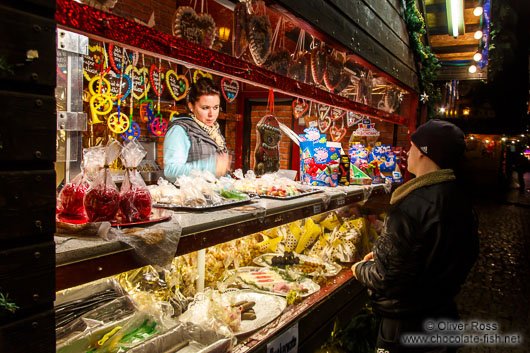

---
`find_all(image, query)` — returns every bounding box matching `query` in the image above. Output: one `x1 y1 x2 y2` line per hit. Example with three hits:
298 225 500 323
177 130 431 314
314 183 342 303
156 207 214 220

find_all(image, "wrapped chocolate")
295 218 321 254
83 140 122 222
119 140 152 222
284 221 302 252
319 212 342 231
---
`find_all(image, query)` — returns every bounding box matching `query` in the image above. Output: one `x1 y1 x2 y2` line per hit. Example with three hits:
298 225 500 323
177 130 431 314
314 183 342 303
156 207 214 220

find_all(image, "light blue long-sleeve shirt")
163 125 216 181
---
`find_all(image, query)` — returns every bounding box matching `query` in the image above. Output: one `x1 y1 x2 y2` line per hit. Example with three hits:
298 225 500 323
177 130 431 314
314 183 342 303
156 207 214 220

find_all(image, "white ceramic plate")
253 253 342 277
230 266 320 298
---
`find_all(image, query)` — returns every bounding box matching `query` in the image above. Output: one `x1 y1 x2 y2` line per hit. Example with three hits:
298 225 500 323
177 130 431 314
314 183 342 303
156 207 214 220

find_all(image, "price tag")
267 323 298 353
313 204 322 214
336 197 345 206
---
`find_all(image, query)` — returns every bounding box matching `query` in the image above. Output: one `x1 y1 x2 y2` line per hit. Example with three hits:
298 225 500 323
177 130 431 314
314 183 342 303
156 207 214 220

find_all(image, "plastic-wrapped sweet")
83 139 122 222
119 141 152 222
57 147 104 220
57 173 89 220
148 178 184 205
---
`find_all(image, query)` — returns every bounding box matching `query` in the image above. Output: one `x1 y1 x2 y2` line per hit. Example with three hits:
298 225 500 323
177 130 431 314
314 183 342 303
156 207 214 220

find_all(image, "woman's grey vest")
167 115 224 163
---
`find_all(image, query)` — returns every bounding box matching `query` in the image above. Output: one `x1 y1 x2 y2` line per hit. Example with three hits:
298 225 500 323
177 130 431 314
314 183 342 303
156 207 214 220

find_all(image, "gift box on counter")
299 128 340 187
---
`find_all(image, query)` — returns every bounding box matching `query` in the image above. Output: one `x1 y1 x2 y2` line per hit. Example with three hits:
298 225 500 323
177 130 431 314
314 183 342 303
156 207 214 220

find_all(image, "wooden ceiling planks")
425 0 483 63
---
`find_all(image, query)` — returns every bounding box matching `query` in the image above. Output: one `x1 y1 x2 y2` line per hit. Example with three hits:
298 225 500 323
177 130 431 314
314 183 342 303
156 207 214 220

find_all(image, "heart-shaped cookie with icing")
166 70 189 101
173 6 216 49
221 78 239 103
292 100 309 118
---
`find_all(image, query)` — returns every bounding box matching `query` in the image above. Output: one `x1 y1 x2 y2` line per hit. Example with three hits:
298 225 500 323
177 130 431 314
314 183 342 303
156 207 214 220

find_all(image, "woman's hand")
215 153 232 177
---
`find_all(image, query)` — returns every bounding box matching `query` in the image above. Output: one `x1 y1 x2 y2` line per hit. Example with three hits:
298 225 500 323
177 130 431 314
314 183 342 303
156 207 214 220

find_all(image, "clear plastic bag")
147 178 184 205
119 141 152 222
83 140 123 222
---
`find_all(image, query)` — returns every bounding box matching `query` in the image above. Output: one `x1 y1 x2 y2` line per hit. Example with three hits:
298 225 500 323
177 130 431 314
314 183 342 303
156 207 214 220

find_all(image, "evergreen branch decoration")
0 292 19 314
403 0 441 118
0 57 15 75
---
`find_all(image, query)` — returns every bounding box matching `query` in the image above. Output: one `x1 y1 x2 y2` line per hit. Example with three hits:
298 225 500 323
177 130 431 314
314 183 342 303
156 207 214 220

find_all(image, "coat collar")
390 169 456 205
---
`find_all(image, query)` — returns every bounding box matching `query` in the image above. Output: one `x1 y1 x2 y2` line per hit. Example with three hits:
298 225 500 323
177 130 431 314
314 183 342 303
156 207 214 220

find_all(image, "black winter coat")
356 172 479 319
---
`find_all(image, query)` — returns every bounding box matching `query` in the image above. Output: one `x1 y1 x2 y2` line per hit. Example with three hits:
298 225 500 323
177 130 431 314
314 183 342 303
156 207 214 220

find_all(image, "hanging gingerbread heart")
292 99 308 119
166 70 189 101
108 44 127 74
330 119 347 142
347 111 362 127
334 72 351 94
172 6 216 49
310 47 327 84
107 71 132 102
266 48 290 76
83 42 108 81
233 1 248 58
318 104 331 120
318 114 331 134
221 78 239 103
331 107 345 121
193 70 213 83
126 65 150 100
324 54 344 90
248 14 272 66
288 54 307 83
150 64 164 96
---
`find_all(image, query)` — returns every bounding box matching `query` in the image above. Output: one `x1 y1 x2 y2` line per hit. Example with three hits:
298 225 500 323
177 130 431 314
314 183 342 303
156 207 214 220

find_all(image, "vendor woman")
163 77 231 180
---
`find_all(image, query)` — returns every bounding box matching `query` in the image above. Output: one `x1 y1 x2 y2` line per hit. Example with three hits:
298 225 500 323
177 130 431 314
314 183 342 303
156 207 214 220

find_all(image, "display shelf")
232 268 368 353
55 184 389 291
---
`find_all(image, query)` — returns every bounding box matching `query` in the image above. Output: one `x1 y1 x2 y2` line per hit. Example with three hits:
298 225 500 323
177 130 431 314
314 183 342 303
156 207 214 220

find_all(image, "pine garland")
403 0 441 117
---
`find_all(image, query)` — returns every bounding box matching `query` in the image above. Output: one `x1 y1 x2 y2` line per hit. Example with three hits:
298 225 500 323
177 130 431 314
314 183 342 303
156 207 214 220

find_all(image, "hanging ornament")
310 45 327 85
330 116 347 142
150 64 164 96
292 98 309 119
420 91 429 103
357 69 373 105
172 6 216 49
139 99 155 123
288 29 308 83
107 112 130 134
254 89 281 176
232 1 248 58
333 72 351 94
149 116 168 136
221 78 239 103
331 107 345 121
108 44 136 74
323 52 344 90
83 41 108 81
265 17 289 76
317 104 331 133
121 121 141 141
126 65 150 100
193 69 213 83
248 1 272 66
166 69 189 102
304 102 319 128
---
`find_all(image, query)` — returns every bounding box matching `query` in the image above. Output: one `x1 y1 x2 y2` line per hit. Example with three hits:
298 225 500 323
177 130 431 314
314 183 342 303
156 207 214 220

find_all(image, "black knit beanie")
410 119 466 169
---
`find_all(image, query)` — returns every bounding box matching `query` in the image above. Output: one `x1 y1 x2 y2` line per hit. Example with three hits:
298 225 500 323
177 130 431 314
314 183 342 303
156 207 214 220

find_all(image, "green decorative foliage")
0 57 15 75
0 292 19 314
404 0 441 118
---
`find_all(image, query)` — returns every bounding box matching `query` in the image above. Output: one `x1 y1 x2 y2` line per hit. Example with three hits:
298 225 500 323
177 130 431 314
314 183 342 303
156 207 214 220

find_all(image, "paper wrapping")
295 218 322 254
319 212 342 231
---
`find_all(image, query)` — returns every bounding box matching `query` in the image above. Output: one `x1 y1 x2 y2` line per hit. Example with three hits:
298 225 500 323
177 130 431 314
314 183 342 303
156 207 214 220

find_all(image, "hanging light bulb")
468 65 477 73
474 30 483 40
473 52 482 62
440 107 446 113
473 7 483 16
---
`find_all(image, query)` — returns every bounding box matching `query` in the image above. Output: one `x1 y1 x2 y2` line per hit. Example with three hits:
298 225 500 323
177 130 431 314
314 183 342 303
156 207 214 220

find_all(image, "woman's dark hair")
187 77 220 105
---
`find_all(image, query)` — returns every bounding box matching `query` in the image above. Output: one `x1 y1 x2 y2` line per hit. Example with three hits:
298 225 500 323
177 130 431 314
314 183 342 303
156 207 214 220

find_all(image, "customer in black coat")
352 119 479 353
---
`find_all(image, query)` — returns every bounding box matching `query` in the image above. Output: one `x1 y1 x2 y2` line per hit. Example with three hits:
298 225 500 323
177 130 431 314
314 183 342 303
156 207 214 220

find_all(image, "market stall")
0 0 420 352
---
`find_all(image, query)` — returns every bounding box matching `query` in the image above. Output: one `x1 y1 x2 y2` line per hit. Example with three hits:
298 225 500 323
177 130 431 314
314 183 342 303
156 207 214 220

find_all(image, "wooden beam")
433 44 479 53
430 32 480 47
435 52 476 61
428 22 481 35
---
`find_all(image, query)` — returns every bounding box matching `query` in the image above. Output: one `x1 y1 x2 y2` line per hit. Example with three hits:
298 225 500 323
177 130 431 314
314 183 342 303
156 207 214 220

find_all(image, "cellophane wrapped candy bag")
57 147 104 220
83 139 122 222
119 140 152 222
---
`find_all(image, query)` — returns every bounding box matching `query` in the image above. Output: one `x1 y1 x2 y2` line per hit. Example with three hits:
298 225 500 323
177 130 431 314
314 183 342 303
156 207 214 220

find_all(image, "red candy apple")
84 186 120 222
